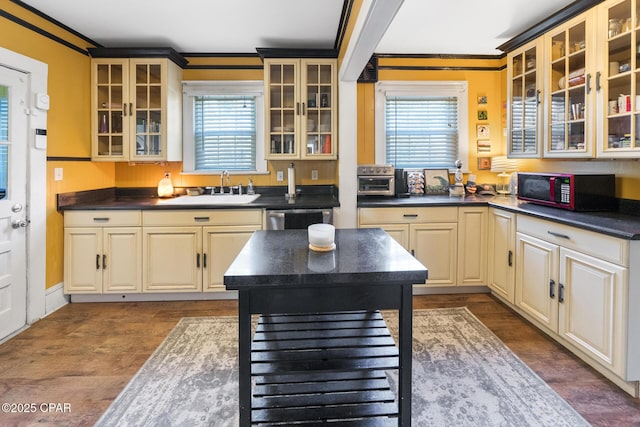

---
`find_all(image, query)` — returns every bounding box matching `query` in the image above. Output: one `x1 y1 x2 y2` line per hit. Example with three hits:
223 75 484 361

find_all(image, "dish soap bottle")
247 176 255 195
157 172 174 198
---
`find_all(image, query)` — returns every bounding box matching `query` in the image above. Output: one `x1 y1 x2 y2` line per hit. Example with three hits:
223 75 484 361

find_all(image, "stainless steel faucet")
220 170 230 194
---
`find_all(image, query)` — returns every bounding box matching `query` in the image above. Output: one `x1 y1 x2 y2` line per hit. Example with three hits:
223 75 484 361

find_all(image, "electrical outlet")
54 167 63 181
311 170 318 180
276 170 284 181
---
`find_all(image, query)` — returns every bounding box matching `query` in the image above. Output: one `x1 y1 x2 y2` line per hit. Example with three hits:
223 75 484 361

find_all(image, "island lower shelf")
250 310 400 425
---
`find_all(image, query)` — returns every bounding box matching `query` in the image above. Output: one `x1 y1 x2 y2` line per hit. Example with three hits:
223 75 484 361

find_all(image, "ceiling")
21 0 577 56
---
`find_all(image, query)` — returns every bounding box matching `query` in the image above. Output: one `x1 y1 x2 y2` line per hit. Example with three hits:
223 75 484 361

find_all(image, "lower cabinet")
515 215 630 380
142 210 262 293
63 209 262 295
64 211 142 294
487 208 516 303
358 206 487 288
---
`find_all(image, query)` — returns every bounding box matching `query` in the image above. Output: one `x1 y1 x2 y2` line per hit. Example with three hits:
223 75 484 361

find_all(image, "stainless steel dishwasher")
265 208 333 230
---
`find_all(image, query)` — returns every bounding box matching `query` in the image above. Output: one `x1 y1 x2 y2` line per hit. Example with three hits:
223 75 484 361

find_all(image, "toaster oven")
357 164 395 196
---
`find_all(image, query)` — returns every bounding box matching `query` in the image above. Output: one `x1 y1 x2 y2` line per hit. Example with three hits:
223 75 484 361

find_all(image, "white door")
0 65 28 340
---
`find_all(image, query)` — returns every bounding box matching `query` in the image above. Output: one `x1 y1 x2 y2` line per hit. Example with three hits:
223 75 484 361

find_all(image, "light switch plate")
276 171 284 181
54 167 63 181
311 170 318 180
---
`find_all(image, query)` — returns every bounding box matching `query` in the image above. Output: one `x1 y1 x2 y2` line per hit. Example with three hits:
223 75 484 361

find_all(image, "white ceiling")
22 0 577 55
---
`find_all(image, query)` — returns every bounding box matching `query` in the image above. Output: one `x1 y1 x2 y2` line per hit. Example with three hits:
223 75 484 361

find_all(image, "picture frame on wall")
477 110 488 120
477 157 491 170
477 124 490 139
477 95 488 104
423 169 450 194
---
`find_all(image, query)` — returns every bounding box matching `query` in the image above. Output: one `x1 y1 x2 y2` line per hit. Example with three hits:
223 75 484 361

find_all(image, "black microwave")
517 173 615 211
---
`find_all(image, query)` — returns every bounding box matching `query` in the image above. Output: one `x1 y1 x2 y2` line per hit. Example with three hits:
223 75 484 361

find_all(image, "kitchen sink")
158 194 261 205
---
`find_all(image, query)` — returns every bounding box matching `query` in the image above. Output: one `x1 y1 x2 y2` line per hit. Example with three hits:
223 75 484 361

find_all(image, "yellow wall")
1 0 116 289
357 56 507 184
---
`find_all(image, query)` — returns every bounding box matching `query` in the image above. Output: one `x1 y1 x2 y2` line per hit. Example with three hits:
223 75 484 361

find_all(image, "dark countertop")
358 194 640 240
57 185 340 211
224 228 428 289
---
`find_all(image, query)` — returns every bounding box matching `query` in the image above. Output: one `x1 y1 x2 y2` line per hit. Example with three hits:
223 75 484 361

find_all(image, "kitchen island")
224 228 427 426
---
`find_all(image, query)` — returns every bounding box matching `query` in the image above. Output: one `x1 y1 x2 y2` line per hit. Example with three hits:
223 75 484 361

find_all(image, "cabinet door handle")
403 214 418 218
96 254 100 270
549 279 555 299
296 102 300 115
301 102 306 115
508 250 513 267
586 73 591 94
558 282 565 304
196 253 201 269
536 90 541 105
410 249 415 256
123 103 127 117
102 254 107 270
129 103 133 116
92 217 110 223
194 216 210 222
547 230 570 240
596 71 601 91
203 253 207 269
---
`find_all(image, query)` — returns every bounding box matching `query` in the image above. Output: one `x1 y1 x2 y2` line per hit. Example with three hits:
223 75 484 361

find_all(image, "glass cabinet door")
303 62 335 158
267 61 298 158
546 16 592 157
509 42 542 157
132 62 163 158
601 0 639 156
95 62 127 158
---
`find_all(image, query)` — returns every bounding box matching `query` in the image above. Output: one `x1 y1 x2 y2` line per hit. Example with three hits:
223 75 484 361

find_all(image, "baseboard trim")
45 283 69 316
413 285 490 295
69 290 239 303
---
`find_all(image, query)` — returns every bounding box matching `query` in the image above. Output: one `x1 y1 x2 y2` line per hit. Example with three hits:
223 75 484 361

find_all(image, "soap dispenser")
157 172 174 198
247 176 255 195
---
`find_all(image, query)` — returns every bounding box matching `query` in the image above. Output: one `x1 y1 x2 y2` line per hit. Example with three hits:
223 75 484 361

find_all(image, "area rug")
95 308 589 427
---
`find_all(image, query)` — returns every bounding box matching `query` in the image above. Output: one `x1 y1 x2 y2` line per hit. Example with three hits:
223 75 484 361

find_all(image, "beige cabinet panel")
204 226 261 292
64 228 103 294
103 228 142 293
143 227 202 292
411 223 457 287
515 232 559 331
487 208 517 303
559 247 627 376
457 207 488 286
358 224 410 251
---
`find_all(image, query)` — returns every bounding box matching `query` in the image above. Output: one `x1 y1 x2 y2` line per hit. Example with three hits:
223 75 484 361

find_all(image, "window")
375 81 469 171
183 81 266 173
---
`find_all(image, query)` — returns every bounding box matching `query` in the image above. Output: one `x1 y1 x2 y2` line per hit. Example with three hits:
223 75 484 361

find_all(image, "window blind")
194 95 256 171
385 96 459 169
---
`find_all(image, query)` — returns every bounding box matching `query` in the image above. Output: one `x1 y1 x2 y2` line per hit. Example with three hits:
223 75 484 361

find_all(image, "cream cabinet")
264 58 337 160
544 10 597 157
515 214 632 380
64 211 142 294
507 38 544 157
91 56 183 162
457 207 488 286
597 0 640 157
358 206 484 288
487 208 517 303
142 210 262 293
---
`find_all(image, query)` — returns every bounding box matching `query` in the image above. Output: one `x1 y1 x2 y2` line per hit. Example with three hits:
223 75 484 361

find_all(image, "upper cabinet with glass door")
90 50 185 162
264 58 337 160
544 11 597 158
507 39 543 158
598 0 640 157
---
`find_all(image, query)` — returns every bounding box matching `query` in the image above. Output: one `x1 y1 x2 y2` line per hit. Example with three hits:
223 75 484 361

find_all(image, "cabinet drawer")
64 210 141 227
143 209 263 227
358 207 458 225
517 215 628 266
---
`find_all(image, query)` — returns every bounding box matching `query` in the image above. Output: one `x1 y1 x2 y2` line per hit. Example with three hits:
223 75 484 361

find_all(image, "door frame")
0 47 48 325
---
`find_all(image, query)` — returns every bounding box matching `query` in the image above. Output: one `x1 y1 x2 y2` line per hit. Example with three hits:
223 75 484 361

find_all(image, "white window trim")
182 80 267 174
374 80 469 173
